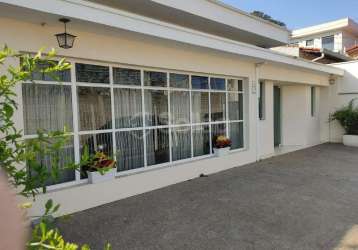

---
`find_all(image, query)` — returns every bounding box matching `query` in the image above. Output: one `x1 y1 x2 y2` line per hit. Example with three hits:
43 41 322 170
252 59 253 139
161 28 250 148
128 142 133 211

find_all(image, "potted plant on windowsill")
330 98 358 147
83 151 117 184
213 135 232 157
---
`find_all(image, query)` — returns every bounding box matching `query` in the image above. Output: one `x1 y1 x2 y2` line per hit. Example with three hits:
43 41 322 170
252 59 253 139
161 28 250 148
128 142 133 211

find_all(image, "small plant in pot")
213 135 232 157
82 151 117 184
330 98 358 147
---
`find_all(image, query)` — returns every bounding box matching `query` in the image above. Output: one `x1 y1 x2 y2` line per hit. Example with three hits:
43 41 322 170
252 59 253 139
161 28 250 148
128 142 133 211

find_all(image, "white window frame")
21 58 247 191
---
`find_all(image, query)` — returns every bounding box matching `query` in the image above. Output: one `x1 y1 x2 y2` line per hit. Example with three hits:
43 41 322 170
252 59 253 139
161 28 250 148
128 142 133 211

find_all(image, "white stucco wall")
0 15 332 216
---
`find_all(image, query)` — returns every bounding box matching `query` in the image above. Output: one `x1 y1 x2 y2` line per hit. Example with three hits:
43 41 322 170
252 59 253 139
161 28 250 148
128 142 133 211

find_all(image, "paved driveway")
58 144 358 250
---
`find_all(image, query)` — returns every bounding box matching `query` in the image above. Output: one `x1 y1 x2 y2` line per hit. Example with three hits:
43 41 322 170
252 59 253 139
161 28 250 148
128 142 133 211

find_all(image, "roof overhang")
292 18 358 39
0 0 344 76
83 0 289 48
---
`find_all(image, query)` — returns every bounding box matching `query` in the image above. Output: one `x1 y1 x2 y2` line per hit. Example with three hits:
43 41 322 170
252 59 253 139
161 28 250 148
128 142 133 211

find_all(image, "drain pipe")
312 52 325 62
255 62 266 161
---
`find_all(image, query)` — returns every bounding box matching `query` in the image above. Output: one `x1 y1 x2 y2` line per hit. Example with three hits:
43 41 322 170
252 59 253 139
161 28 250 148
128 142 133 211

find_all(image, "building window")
22 60 246 188
258 81 265 120
306 39 314 47
322 36 334 51
311 87 316 117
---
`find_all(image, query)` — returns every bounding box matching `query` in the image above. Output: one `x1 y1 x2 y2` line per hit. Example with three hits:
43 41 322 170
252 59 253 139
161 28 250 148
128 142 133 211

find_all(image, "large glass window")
76 63 109 84
170 91 190 124
29 60 71 82
211 92 226 122
114 88 142 128
22 59 246 187
171 126 191 161
116 130 144 172
146 128 169 166
22 84 73 135
77 87 112 131
144 90 168 126
322 36 334 51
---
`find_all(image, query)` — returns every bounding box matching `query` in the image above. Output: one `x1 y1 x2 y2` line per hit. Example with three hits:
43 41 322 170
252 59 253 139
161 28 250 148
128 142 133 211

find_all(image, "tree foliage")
0 45 110 249
331 98 358 135
251 11 286 27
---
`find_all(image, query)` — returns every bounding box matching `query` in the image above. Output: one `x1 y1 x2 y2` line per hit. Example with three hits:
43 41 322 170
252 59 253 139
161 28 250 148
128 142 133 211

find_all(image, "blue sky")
222 0 358 29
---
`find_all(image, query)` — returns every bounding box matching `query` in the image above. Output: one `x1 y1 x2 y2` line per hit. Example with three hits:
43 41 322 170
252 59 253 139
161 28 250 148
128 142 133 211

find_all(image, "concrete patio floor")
58 144 358 250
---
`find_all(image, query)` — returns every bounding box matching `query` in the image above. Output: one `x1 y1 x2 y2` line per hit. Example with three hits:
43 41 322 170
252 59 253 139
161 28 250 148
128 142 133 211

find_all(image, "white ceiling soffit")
85 0 289 48
0 0 344 76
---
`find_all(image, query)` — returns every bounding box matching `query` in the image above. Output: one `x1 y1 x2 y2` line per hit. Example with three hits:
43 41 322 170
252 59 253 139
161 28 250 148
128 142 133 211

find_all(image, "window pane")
211 92 226 121
259 82 265 120
78 87 112 131
144 71 167 87
171 126 191 161
212 123 226 142
322 36 334 51
228 79 243 91
144 90 168 126
192 76 208 89
22 84 73 135
193 125 210 157
76 63 109 84
170 73 189 88
311 87 316 117
80 133 113 178
27 137 75 187
228 93 243 121
210 78 225 90
146 128 169 166
306 39 314 47
114 88 142 128
116 130 144 172
230 122 244 150
170 91 190 124
113 68 141 86
192 92 209 123
29 60 71 82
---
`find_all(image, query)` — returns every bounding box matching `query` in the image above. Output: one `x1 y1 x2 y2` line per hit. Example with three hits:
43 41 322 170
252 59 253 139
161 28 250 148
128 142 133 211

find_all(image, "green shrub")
330 99 358 135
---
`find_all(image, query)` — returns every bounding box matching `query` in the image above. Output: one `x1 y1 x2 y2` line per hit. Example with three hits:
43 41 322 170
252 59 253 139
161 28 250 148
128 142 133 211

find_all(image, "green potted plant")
213 135 232 157
83 151 117 184
330 98 358 147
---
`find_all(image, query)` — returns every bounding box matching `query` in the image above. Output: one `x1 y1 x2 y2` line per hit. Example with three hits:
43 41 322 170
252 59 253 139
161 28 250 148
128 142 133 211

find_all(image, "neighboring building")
0 0 348 216
290 18 358 55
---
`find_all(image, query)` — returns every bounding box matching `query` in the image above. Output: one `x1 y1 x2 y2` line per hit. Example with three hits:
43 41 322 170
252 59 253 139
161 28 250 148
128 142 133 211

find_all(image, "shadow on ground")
57 144 358 250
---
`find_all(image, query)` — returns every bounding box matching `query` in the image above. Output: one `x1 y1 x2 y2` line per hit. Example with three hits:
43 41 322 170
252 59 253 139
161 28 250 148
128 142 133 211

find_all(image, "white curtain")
193 125 210 157
114 88 142 128
116 130 144 171
146 128 169 166
191 92 209 123
170 91 190 124
22 83 73 135
144 90 168 126
171 127 191 161
210 92 226 121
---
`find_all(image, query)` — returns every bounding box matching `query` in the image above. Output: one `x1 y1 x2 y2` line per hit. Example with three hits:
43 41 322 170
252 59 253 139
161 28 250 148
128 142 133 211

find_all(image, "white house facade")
0 0 347 216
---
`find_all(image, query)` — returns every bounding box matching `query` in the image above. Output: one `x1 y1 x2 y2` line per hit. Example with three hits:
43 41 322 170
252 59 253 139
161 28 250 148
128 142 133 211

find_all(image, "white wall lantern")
55 18 76 49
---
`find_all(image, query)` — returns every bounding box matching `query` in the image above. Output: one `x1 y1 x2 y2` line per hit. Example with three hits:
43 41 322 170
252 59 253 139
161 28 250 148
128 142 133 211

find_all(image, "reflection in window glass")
22 84 73 135
170 73 189 88
170 91 190 125
172 126 191 161
113 68 141 86
76 63 109 83
228 93 243 121
27 137 75 187
210 78 226 90
228 79 243 91
192 92 209 123
193 125 210 157
116 130 144 172
78 87 112 131
144 90 168 126
211 92 226 121
192 76 208 89
80 133 113 178
230 122 244 149
114 88 142 128
322 36 334 51
144 71 167 87
146 128 169 166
